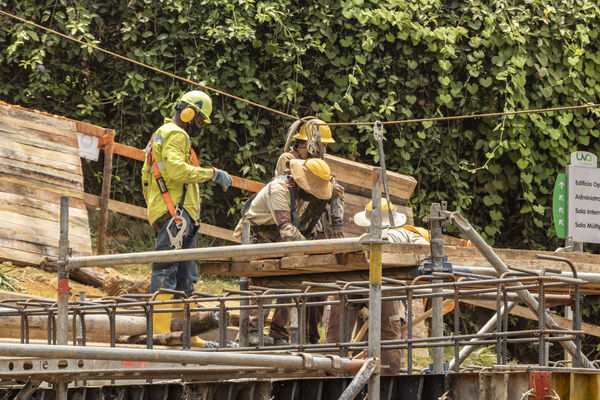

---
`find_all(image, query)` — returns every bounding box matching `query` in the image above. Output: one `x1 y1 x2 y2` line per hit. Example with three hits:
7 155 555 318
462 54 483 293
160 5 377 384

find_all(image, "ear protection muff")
180 107 196 123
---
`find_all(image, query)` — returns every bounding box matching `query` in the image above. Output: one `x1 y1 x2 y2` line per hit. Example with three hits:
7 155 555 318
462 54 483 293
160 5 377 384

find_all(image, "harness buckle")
165 206 187 249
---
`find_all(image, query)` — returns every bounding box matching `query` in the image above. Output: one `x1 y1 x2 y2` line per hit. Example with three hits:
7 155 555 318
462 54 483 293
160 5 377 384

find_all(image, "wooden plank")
83 193 241 243
0 124 79 151
462 299 600 338
0 140 82 169
198 262 232 275
0 111 79 142
0 194 89 226
325 154 417 202
0 179 87 209
0 246 48 266
0 209 92 244
0 175 86 200
0 157 83 191
0 103 76 132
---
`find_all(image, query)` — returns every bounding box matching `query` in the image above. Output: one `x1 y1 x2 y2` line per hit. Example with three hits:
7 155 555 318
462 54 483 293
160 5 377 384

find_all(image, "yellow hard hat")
305 158 331 181
295 119 335 143
354 198 407 227
289 158 333 200
366 198 394 212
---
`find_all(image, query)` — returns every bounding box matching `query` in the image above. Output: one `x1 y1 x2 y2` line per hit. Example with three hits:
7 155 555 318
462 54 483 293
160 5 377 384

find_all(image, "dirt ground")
4 266 106 299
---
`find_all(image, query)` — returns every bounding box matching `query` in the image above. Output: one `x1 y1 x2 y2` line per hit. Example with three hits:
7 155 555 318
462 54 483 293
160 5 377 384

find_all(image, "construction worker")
274 119 344 344
325 199 429 375
141 90 232 335
233 158 333 345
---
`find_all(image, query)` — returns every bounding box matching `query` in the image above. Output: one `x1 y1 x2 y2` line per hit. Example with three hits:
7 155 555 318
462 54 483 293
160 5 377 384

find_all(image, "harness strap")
300 200 328 239
147 142 200 221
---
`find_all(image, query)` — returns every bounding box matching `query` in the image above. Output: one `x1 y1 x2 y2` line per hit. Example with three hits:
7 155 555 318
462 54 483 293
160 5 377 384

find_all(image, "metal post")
96 131 114 255
564 306 573 363
429 203 444 373
57 196 70 400
239 220 250 347
451 212 593 368
368 167 382 399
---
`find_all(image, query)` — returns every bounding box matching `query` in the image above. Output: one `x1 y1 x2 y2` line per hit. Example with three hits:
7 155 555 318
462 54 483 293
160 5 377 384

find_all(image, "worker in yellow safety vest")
141 90 233 337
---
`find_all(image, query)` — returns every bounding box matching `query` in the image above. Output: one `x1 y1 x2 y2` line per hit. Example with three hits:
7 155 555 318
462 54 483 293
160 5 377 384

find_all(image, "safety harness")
146 134 201 248
241 175 326 239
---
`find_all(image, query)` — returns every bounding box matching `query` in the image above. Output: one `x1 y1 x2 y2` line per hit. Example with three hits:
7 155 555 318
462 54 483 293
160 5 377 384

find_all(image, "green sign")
553 173 567 238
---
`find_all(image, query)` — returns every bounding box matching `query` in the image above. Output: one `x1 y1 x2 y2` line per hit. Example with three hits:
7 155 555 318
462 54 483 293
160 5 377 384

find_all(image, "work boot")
170 311 219 335
152 293 174 335
246 331 274 346
273 337 289 346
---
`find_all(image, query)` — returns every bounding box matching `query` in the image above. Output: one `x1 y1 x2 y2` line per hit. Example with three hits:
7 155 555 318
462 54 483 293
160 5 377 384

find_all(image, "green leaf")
516 158 529 169
405 95 416 104
348 74 358 85
489 210 503 221
479 77 493 88
532 205 545 215
355 54 367 65
438 59 452 72
466 83 479 94
422 121 434 129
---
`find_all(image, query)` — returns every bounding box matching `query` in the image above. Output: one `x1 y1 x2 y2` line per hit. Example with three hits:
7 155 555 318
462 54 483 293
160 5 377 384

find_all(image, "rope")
325 103 600 126
2 9 599 127
0 9 300 121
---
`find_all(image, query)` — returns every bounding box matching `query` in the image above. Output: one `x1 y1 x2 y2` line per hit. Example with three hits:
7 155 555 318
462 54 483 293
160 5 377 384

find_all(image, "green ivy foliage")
1 0 599 249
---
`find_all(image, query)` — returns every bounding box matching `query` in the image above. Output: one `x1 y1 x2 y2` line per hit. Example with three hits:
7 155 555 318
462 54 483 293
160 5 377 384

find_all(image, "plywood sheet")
0 103 93 265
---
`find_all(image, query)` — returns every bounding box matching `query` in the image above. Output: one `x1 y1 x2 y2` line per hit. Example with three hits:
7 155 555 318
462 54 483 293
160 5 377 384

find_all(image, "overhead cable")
2 9 599 127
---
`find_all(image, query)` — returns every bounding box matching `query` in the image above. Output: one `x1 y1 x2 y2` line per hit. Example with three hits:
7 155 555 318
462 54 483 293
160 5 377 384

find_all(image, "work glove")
332 229 345 238
213 168 232 191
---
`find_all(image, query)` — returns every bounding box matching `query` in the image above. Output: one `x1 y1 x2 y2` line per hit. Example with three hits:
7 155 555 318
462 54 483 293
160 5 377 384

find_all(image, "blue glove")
213 168 232 191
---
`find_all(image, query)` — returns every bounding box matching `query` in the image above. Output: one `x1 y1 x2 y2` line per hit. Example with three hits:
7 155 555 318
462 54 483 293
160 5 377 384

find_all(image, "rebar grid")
0 269 585 375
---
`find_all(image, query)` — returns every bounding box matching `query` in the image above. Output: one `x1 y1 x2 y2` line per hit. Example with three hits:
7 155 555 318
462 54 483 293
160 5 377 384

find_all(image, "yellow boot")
152 293 174 335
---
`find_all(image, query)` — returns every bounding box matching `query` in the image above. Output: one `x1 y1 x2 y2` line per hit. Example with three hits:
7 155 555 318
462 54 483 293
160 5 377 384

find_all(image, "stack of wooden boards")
0 102 93 265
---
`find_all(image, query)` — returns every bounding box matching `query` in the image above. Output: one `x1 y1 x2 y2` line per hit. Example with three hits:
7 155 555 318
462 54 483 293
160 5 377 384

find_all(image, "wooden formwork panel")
0 103 93 265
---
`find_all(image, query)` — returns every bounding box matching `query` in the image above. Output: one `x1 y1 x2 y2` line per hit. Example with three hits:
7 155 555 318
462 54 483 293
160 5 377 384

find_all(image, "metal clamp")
325 355 342 369
373 121 383 141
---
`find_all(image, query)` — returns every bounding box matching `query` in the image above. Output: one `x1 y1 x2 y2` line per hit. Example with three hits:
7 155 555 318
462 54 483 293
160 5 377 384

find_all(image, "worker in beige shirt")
325 199 429 374
274 119 344 343
234 158 333 345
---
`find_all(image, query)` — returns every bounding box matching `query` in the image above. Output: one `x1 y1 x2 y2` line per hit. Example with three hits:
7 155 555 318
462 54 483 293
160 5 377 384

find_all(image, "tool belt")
152 213 172 233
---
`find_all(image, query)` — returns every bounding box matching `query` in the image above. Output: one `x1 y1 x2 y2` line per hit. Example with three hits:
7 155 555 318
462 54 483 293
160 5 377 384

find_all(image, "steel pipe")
339 359 377 400
450 212 594 368
66 237 367 269
0 343 363 373
448 301 517 370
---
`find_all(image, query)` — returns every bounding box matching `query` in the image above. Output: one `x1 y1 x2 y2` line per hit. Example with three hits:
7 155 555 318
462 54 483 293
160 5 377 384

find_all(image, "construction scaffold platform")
0 170 597 399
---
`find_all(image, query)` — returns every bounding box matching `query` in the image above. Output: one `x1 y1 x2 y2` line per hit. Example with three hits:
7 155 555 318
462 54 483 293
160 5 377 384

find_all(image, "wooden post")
97 130 115 255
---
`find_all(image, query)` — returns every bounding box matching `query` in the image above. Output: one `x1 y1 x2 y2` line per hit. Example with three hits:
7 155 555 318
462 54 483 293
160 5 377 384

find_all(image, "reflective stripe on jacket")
141 119 214 225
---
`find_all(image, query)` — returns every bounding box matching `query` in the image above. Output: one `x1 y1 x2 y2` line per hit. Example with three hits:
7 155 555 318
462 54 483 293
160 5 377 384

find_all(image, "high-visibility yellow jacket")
141 119 214 225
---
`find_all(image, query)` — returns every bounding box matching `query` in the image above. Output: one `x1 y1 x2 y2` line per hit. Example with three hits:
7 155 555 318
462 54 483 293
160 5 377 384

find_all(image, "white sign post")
567 151 600 244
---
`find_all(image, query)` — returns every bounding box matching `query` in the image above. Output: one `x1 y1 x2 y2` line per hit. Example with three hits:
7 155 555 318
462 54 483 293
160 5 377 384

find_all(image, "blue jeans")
150 209 199 297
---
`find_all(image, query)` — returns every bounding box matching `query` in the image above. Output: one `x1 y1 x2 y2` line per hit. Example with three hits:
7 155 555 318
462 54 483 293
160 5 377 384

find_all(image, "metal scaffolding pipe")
453 265 600 284
0 343 363 373
447 301 517 370
66 237 366 269
450 212 594 368
339 359 377 400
